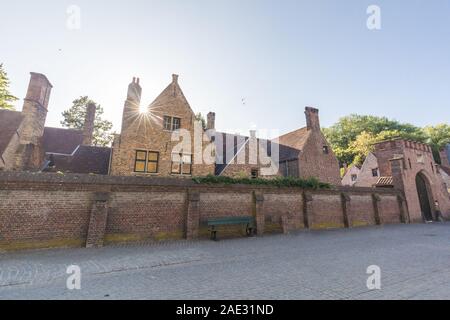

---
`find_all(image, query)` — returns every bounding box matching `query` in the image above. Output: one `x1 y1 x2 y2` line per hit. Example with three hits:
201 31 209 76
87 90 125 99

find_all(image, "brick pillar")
86 192 110 248
303 192 314 229
254 192 265 235
341 193 353 228
390 158 405 191
372 193 383 225
186 192 200 240
397 194 409 223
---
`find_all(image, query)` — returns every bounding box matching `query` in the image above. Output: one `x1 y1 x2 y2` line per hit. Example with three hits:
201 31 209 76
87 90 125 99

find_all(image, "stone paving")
0 223 449 300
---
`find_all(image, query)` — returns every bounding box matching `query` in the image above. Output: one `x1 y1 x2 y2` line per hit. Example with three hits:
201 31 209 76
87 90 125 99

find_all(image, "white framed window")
163 116 181 131
171 153 192 175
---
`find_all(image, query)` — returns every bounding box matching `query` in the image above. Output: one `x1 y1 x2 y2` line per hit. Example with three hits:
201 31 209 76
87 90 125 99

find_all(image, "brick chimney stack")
207 112 216 130
15 72 53 170
305 107 320 131
82 102 96 145
121 77 142 134
126 77 142 103
20 73 53 145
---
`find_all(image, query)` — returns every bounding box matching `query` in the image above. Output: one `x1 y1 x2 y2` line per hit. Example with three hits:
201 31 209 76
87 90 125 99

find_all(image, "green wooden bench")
205 216 256 241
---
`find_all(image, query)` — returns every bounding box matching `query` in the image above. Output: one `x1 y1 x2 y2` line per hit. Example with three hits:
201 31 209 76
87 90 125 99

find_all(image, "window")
147 151 159 173
417 154 424 164
251 168 259 179
322 146 329 154
163 116 181 131
134 150 159 173
172 117 181 131
171 153 192 175
351 174 357 182
163 116 172 130
372 168 379 177
408 158 412 169
134 150 147 173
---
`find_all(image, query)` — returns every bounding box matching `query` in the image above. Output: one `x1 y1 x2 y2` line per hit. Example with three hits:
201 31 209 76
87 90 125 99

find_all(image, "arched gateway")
415 172 434 222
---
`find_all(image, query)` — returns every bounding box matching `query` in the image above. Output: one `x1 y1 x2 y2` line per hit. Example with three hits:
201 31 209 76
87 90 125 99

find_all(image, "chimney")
172 74 179 84
20 73 53 145
82 102 96 146
127 77 142 103
305 107 320 131
440 147 449 167
122 77 143 134
15 72 53 170
207 112 216 130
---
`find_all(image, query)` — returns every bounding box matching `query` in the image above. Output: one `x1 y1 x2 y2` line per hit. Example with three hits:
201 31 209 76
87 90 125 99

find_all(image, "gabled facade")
341 165 361 186
343 152 380 187
110 75 215 177
273 108 342 185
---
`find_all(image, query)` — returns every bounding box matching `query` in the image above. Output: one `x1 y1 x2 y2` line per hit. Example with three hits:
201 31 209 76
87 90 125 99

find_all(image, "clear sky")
1 0 449 137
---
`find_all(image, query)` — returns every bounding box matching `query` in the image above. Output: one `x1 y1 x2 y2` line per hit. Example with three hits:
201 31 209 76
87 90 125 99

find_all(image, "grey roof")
0 110 24 157
43 127 84 154
43 145 111 175
211 131 300 175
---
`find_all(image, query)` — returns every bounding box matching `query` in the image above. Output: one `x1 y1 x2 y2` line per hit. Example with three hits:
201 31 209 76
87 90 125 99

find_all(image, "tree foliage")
323 114 449 166
195 112 206 130
0 63 18 110
423 124 450 162
61 96 113 146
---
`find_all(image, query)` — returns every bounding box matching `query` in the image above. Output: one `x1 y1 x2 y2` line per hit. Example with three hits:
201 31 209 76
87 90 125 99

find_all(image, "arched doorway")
415 172 434 221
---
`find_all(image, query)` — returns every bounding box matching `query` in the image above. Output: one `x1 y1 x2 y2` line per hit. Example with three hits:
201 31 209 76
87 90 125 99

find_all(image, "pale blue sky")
1 0 449 136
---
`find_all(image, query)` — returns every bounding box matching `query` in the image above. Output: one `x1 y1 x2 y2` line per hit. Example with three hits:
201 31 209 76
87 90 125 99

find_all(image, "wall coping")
0 171 403 194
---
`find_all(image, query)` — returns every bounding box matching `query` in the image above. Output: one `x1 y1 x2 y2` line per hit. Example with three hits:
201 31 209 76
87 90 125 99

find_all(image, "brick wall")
309 192 345 229
0 172 409 251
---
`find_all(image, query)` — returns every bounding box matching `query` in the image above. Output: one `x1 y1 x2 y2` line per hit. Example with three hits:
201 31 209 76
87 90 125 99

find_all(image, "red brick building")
0 73 110 174
110 76 341 184
1 72 342 186
352 139 450 221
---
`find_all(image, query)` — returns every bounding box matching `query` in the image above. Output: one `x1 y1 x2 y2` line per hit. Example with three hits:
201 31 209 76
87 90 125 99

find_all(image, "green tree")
0 63 18 110
347 131 379 166
323 114 426 165
423 124 450 163
195 112 206 130
61 96 113 146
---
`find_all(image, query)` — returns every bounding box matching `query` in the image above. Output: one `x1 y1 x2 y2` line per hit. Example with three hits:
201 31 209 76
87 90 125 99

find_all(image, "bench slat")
206 216 255 226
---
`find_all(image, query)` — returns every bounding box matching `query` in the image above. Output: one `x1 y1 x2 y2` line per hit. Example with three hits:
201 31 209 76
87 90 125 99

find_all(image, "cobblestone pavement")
0 223 449 300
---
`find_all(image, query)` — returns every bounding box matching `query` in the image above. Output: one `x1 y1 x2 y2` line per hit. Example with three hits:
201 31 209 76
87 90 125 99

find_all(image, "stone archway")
415 172 434 222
